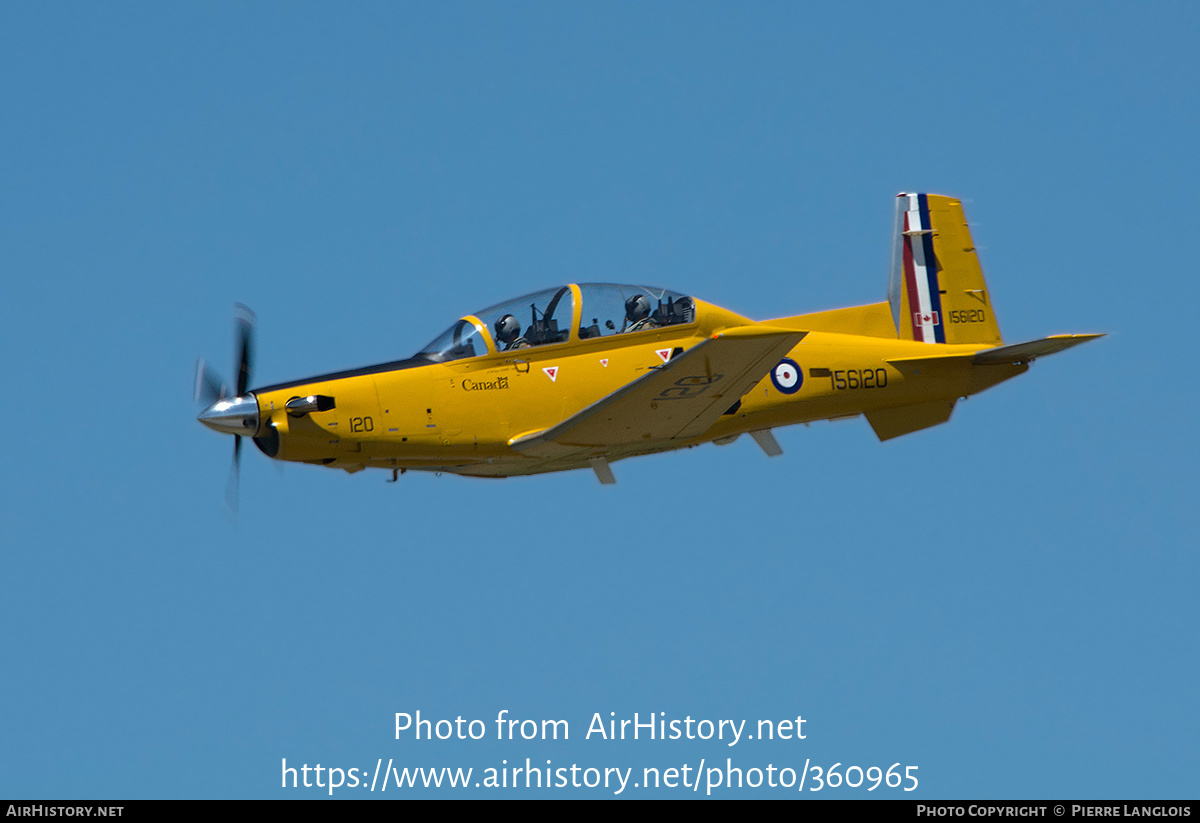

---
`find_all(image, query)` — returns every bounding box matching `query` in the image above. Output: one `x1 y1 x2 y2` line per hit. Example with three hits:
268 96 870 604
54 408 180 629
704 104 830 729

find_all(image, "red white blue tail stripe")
900 193 945 343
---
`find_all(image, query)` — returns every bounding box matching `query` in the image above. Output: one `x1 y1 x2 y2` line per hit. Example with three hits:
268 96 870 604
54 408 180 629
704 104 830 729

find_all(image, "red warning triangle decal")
600 359 609 367
655 348 672 363
542 366 558 382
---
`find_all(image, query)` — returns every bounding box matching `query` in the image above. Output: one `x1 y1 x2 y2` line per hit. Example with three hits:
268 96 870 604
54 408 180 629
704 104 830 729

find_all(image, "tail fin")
888 193 1003 346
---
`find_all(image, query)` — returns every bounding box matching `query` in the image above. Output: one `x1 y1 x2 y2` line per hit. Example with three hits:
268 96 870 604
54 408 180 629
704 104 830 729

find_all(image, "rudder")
888 193 1003 346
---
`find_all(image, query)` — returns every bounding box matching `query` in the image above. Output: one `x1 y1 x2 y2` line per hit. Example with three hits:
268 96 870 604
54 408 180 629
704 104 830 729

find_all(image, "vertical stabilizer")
888 193 1003 346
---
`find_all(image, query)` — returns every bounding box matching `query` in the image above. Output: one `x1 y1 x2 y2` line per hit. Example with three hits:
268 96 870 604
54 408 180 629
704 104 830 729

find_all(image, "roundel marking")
771 358 802 394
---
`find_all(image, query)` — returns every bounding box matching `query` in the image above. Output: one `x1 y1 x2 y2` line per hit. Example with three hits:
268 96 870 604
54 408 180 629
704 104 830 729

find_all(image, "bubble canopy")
414 284 695 362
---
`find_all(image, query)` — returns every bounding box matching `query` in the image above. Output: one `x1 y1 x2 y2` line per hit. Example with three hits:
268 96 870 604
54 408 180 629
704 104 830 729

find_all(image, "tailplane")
888 193 1003 346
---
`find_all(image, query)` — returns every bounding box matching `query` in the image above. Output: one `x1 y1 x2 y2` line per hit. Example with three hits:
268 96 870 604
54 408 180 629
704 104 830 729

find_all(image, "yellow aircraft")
196 193 1100 500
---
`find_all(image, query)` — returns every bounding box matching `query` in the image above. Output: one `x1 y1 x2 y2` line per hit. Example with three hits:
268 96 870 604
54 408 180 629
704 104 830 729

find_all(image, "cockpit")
414 283 696 363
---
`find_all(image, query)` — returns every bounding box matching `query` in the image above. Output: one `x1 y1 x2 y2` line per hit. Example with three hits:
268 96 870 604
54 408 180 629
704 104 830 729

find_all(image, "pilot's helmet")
494 314 521 344
625 294 651 322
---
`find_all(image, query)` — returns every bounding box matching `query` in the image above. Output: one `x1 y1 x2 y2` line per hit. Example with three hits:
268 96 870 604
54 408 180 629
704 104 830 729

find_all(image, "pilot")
623 294 659 333
494 314 530 350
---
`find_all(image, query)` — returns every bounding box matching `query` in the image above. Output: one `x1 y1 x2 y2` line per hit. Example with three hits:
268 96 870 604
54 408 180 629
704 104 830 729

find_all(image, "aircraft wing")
512 326 806 457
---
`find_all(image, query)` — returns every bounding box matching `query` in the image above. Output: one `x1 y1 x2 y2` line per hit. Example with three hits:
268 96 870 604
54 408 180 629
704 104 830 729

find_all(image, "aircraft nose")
198 394 260 436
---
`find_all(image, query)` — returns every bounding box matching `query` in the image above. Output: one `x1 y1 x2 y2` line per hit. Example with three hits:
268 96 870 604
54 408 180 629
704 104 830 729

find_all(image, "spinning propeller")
195 304 258 513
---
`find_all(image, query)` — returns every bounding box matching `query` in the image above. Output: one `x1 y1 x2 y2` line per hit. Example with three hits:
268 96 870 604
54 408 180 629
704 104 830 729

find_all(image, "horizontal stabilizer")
884 334 1103 370
885 352 973 370
972 334 1103 365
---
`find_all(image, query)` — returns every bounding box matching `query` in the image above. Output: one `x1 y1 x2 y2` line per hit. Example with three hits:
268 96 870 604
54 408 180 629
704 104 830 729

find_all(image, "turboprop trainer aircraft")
196 193 1101 501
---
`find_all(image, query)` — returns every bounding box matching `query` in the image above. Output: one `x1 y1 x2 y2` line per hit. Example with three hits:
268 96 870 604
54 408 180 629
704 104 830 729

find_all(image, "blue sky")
2 2 1196 798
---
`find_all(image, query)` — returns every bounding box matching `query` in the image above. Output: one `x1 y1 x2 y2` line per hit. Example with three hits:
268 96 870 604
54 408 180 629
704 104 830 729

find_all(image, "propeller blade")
234 303 255 397
225 435 242 515
193 359 228 405
197 303 257 518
